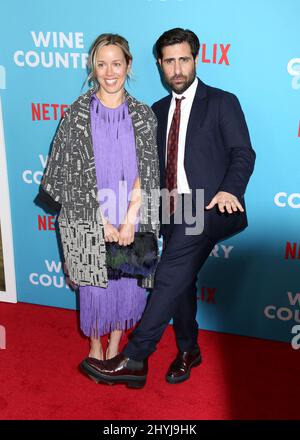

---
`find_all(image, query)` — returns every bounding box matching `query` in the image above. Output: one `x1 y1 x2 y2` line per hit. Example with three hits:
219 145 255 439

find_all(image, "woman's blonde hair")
87 33 133 87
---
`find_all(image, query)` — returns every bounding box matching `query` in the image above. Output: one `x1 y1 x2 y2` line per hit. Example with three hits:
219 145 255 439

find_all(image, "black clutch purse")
105 231 158 280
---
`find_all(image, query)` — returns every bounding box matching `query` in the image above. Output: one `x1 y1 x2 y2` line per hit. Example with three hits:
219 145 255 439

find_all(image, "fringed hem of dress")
79 278 147 338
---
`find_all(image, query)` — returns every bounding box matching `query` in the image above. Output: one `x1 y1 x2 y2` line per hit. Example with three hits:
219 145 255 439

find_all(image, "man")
80 28 255 388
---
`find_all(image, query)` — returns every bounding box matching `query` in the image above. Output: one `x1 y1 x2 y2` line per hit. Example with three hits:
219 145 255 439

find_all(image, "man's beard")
166 69 196 94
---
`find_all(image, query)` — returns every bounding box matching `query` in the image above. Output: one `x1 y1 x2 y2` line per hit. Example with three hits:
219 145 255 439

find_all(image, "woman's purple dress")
79 95 146 338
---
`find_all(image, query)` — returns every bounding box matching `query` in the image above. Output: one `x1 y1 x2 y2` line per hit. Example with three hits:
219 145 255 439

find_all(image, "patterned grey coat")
41 87 160 289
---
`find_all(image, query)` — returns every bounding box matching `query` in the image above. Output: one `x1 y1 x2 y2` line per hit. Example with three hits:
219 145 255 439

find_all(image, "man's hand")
118 223 135 246
205 191 244 214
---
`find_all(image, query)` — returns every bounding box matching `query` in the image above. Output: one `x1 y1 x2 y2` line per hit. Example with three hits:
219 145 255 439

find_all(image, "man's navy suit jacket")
151 78 256 242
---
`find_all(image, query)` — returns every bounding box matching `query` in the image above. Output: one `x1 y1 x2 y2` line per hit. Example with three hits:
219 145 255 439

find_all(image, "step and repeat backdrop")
0 0 299 345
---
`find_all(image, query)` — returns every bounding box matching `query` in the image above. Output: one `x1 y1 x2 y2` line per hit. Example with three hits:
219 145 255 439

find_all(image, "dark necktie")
165 97 185 215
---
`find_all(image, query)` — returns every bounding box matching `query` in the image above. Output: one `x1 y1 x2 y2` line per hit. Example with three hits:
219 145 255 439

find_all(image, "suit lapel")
158 96 172 162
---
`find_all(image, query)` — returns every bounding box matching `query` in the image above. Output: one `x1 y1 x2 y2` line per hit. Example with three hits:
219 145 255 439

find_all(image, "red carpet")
0 301 299 420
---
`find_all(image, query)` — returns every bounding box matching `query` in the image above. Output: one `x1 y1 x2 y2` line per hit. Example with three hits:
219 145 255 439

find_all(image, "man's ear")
157 58 162 67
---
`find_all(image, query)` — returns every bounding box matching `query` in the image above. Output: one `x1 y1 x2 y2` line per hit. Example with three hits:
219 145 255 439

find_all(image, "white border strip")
0 96 17 303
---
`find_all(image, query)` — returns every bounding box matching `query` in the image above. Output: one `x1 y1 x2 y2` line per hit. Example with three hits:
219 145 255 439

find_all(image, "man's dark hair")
155 28 200 60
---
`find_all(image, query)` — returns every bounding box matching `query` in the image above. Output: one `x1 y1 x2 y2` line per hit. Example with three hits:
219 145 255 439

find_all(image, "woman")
41 33 160 361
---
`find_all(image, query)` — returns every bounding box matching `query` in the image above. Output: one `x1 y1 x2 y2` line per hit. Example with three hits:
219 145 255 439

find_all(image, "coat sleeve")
147 107 161 235
218 93 256 198
40 108 71 204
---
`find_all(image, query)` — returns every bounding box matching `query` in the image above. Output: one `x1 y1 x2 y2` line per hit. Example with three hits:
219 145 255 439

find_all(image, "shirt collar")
172 76 198 101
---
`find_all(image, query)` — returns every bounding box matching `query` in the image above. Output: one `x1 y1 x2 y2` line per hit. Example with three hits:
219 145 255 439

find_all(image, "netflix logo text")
285 242 300 260
199 43 231 66
38 215 56 231
31 103 69 121
198 287 217 304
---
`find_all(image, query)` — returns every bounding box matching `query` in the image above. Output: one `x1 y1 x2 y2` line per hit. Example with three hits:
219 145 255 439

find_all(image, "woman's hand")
118 223 135 246
103 222 120 242
117 176 140 246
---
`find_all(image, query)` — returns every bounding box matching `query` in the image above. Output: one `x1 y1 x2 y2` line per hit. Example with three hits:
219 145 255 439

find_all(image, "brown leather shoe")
80 353 148 389
166 347 202 384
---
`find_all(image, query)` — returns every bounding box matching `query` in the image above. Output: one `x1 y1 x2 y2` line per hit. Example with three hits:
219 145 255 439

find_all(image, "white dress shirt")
166 77 198 194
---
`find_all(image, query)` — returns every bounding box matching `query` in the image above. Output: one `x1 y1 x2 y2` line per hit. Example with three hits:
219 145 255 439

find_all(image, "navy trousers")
123 195 216 361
